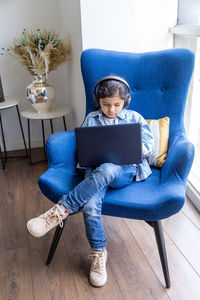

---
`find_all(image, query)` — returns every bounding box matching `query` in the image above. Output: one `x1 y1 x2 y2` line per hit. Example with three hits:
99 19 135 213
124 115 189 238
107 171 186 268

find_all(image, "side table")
20 106 71 165
0 97 28 169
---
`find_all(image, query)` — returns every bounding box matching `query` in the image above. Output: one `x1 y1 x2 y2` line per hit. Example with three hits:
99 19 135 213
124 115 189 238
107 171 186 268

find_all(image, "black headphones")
93 75 131 107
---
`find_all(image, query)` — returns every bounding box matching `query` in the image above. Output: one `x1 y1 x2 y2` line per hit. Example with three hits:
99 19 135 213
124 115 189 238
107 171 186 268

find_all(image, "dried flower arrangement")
1 28 71 76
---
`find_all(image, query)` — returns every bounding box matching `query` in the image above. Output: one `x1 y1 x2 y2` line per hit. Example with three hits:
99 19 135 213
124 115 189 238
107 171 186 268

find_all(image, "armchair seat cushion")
103 168 185 221
39 167 185 221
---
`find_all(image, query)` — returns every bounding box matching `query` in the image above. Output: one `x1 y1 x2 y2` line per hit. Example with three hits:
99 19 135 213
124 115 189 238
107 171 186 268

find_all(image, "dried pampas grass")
6 29 71 76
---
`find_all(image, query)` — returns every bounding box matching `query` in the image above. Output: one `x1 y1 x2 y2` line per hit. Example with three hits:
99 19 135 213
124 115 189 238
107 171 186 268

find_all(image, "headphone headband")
93 75 131 108
93 75 131 96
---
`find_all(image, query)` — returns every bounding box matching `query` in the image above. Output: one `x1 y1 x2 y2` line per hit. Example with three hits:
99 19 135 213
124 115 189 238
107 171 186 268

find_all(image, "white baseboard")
186 181 200 212
3 138 43 151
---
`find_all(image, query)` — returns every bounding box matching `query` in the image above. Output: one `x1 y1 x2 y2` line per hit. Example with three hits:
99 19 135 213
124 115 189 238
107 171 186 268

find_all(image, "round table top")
0 97 21 110
20 105 71 120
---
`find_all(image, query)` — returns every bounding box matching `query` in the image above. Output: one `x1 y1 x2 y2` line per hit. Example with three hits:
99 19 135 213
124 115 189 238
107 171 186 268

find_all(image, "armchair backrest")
81 48 194 142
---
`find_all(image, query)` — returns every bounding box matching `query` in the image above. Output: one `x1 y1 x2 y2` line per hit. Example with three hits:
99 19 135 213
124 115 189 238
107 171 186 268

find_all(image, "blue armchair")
38 48 195 288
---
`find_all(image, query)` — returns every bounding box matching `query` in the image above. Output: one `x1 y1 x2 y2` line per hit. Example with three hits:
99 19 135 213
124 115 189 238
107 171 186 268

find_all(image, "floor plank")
1 152 200 300
0 160 28 251
64 214 125 300
29 234 78 300
103 216 169 300
124 218 200 300
182 198 200 230
23 162 78 300
0 247 34 300
163 211 200 276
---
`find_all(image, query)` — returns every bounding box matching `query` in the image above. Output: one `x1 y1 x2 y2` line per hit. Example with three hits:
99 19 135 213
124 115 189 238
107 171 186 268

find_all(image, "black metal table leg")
0 112 7 169
27 119 32 165
16 105 28 157
0 106 29 169
27 119 47 165
50 119 54 134
0 142 4 169
63 116 67 131
41 120 46 158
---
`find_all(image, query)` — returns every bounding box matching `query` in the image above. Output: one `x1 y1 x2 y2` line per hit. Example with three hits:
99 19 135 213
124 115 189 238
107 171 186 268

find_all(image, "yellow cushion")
146 117 170 168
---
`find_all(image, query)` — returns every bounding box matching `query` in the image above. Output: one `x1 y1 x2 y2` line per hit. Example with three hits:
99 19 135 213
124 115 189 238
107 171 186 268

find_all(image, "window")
188 39 200 197
170 0 200 210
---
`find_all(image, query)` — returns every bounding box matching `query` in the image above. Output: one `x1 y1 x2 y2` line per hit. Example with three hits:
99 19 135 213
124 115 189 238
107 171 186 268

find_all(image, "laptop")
75 123 142 168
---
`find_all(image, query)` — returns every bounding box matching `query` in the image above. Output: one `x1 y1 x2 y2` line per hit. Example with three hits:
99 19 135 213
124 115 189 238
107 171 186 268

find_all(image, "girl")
27 75 153 287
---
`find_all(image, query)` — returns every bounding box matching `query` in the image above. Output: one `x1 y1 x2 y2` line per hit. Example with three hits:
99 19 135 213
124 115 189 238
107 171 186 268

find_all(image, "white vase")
26 75 55 114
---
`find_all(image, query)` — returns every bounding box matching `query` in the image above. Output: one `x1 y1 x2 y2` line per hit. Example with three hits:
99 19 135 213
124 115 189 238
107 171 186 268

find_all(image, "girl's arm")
139 115 154 158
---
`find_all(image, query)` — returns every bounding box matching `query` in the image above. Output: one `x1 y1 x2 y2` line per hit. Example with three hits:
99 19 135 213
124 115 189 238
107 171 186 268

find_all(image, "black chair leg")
151 220 171 288
46 219 66 265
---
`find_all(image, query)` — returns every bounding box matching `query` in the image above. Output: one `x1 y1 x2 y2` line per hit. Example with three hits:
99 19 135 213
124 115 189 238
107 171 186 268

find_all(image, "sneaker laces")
42 204 65 228
88 251 105 275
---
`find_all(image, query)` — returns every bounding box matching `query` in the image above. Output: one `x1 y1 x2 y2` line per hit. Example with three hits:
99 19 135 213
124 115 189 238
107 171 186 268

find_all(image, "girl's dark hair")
94 78 131 109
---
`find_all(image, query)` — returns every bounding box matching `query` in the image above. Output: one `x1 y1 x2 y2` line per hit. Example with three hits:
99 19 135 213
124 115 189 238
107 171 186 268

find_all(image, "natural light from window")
188 38 200 194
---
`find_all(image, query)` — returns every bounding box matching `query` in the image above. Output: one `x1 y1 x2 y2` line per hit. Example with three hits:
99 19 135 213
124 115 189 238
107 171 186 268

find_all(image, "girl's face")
99 96 124 119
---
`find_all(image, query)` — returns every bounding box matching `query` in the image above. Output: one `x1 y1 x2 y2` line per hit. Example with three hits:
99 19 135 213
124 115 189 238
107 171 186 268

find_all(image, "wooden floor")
1 150 200 300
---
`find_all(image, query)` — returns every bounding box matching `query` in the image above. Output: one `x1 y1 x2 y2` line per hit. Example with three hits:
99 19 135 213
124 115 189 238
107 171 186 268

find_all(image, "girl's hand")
142 144 147 155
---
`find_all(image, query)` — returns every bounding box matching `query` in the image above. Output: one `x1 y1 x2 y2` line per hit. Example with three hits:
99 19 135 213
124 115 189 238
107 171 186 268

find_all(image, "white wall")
60 0 85 129
0 0 178 151
0 0 83 150
80 0 178 52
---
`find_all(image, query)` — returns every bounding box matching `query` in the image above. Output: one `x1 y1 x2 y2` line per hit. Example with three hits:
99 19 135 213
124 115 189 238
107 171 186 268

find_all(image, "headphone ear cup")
127 94 131 106
93 93 99 107
124 94 131 107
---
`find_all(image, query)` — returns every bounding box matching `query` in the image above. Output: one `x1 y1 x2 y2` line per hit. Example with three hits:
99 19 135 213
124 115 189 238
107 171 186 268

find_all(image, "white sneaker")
88 250 107 287
27 204 69 237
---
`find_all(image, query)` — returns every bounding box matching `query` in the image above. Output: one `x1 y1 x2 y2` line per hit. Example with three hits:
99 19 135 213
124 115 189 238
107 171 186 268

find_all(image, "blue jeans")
59 163 137 251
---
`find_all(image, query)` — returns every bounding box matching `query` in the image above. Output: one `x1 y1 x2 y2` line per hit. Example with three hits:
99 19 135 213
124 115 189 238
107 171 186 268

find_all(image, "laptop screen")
75 123 142 167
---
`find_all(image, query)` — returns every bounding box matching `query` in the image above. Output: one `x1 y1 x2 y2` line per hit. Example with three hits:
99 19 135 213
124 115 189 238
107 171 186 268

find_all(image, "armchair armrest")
45 130 77 170
38 130 83 202
161 135 195 185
